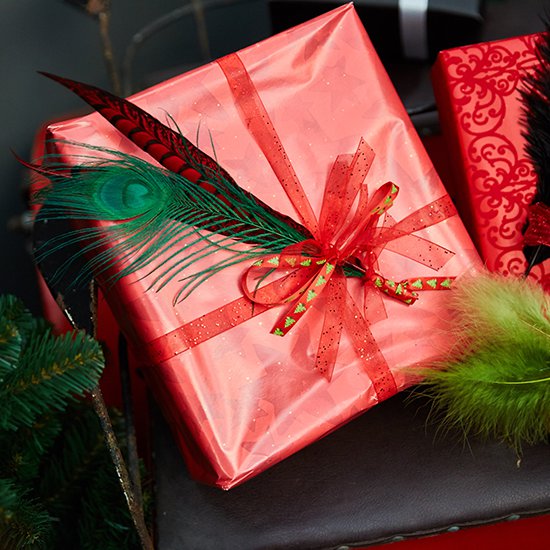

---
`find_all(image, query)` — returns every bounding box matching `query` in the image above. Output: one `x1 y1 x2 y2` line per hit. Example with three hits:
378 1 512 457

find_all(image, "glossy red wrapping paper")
433 34 550 290
46 4 479 488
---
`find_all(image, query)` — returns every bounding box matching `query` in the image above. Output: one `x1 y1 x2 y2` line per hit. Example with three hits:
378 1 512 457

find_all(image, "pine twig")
64 0 122 95
97 8 122 96
118 333 144 512
88 282 153 550
89 387 152 550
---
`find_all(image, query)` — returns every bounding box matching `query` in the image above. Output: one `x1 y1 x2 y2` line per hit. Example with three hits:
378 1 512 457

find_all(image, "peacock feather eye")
32 69 315 297
93 171 158 220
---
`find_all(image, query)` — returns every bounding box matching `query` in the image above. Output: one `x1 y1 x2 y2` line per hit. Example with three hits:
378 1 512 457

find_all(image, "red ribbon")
524 202 550 247
148 53 457 397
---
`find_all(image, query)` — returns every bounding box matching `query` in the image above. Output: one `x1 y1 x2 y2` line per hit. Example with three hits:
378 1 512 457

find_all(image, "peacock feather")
38 72 311 242
33 145 310 302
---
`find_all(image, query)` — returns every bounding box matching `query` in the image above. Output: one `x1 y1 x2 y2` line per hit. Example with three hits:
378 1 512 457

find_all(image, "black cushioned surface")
154 392 550 549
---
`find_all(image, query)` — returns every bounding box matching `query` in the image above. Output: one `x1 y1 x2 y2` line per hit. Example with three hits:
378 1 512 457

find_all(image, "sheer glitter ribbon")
148 53 457 394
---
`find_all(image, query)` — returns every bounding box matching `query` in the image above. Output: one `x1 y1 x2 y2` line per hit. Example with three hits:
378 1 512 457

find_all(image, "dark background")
0 0 546 315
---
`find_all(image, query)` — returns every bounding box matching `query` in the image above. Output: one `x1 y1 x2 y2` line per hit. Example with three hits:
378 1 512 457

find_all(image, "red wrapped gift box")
44 4 479 488
433 33 550 290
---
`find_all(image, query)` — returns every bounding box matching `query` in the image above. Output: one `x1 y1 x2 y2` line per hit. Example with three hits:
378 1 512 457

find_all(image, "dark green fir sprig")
0 478 53 550
0 295 149 549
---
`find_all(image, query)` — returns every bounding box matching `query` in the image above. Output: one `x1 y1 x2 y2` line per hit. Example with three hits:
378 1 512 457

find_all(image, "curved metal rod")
122 0 251 95
88 282 153 550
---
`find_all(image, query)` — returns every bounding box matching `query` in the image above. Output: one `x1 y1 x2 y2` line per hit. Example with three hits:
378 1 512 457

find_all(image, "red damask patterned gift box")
432 34 550 290
43 4 479 488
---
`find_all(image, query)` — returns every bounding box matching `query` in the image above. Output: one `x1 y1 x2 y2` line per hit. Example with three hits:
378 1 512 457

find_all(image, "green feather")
418 272 550 451
33 144 308 302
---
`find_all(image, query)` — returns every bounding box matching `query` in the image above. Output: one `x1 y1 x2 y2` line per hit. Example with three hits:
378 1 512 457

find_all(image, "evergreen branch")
0 296 36 376
88 386 153 550
40 406 111 519
0 414 62 482
0 296 151 548
0 478 53 550
0 330 104 430
76 451 148 549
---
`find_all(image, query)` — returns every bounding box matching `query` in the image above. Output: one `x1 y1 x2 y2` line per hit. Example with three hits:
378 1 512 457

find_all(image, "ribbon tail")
271 260 336 336
315 276 345 380
217 53 320 238
344 296 397 400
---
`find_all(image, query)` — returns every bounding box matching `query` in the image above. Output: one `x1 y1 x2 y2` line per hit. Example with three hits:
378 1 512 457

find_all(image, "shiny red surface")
367 514 550 549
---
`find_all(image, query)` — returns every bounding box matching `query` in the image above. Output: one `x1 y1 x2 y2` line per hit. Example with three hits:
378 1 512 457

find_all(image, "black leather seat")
153 390 550 549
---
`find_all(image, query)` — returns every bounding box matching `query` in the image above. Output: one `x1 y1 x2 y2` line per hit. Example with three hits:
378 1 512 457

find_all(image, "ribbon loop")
239 135 455 380
271 259 337 337
319 139 376 246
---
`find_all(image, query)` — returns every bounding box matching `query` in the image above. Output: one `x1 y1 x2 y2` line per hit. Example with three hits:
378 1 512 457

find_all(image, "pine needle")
0 478 53 550
0 325 104 431
0 295 37 376
0 297 146 548
0 414 63 482
40 405 147 549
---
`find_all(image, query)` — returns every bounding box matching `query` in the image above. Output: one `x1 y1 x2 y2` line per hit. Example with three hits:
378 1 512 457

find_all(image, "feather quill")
419 272 550 450
521 24 550 269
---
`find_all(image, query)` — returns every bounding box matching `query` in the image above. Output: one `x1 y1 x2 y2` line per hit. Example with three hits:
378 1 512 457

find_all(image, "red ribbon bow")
238 138 455 379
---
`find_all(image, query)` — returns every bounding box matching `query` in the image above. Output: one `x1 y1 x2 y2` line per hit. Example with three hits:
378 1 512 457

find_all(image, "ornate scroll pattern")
442 35 550 290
